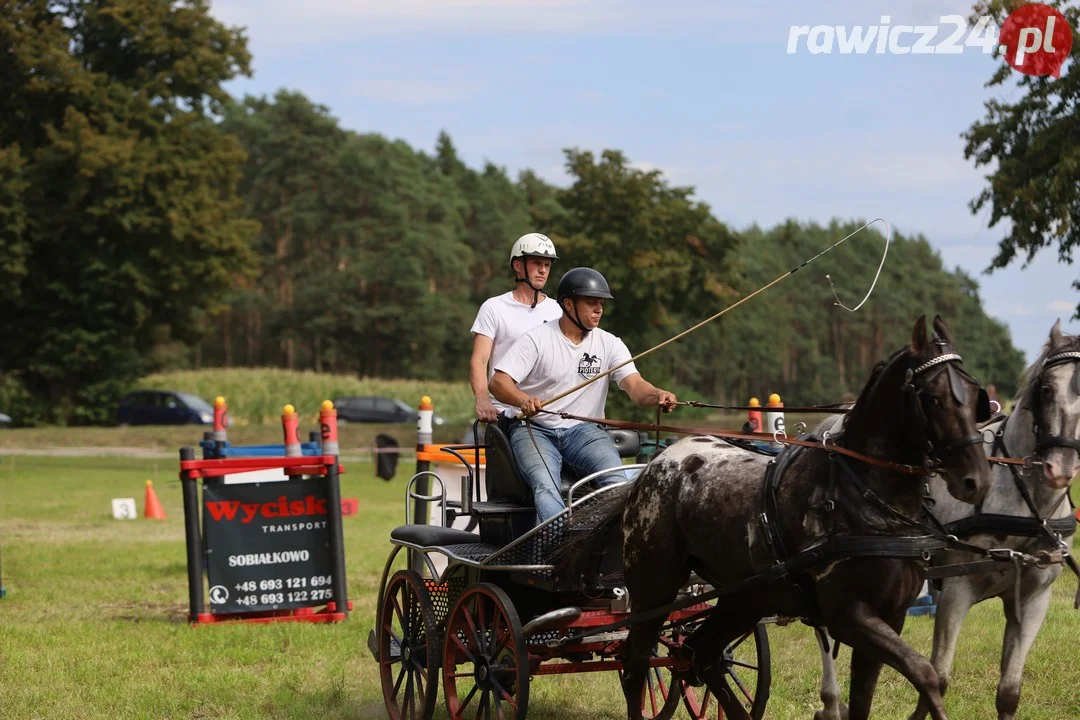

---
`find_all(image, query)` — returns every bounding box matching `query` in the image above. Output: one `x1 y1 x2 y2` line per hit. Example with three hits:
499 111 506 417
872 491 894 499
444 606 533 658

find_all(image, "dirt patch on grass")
101 600 190 623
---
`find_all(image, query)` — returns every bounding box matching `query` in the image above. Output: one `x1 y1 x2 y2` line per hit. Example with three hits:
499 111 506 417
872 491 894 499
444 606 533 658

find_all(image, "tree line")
0 1 1041 425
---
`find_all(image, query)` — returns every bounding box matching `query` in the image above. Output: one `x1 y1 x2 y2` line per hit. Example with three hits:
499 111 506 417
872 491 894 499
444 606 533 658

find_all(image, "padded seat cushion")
391 524 485 548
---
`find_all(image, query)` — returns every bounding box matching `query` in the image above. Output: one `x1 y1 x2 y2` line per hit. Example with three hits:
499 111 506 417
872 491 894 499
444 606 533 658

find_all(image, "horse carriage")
367 420 771 720
368 316 1079 720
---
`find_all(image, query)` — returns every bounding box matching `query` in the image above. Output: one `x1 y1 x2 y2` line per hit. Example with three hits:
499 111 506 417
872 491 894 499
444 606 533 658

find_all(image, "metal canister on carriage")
766 393 785 449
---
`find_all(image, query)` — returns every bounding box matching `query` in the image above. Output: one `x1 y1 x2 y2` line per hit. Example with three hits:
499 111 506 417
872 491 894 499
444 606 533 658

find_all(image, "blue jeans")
508 421 628 523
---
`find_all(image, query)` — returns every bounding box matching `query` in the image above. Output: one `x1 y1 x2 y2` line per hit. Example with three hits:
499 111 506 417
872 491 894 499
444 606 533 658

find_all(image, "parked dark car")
334 396 445 425
117 390 215 426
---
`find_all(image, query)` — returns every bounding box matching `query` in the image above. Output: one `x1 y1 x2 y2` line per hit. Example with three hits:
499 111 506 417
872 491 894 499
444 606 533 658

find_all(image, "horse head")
843 315 991 505
1020 319 1080 489
907 315 992 504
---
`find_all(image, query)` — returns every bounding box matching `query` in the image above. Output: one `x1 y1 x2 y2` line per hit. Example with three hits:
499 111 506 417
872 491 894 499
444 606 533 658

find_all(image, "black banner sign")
203 480 335 615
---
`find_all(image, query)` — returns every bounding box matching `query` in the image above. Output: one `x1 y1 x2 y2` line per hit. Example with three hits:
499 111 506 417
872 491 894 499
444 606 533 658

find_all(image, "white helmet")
509 233 558 266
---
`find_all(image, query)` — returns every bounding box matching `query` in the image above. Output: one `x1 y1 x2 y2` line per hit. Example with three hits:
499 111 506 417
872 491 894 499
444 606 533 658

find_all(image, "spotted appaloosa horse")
556 316 992 720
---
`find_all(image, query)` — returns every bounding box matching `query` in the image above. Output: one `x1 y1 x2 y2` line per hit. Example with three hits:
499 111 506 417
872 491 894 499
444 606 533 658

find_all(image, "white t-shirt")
494 322 639 429
471 292 563 415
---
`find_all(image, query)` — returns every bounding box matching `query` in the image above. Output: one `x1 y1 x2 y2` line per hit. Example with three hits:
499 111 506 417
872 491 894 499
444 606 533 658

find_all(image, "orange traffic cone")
144 480 166 520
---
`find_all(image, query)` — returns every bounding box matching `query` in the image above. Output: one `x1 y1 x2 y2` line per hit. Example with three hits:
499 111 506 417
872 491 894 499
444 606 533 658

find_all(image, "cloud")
350 78 481 105
210 0 772 45
938 243 994 268
792 0 992 24
1047 299 1075 313
576 90 605 105
990 302 1035 317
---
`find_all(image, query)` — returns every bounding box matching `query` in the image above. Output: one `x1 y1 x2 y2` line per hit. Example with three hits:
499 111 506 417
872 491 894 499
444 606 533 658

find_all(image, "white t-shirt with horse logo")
495 322 639 429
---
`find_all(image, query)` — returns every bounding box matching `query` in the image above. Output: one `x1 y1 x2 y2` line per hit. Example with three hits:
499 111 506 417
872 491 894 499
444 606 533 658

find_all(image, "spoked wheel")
379 569 440 720
624 641 684 720
682 624 771 720
442 583 529 720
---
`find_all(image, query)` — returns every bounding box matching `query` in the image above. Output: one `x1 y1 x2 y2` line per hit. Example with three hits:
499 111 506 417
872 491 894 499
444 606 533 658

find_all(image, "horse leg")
681 605 760 720
813 627 849 720
828 603 948 720
907 578 978 720
621 543 689 720
622 614 671 720
995 570 1055 720
847 646 884 720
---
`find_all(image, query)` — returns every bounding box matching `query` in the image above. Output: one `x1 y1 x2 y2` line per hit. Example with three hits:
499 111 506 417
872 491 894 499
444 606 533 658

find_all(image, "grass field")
1 453 1078 719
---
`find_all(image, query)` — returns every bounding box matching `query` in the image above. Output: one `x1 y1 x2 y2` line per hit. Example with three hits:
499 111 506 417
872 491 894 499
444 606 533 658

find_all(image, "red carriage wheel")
442 583 529 720
379 569 440 720
681 624 771 720
627 641 684 720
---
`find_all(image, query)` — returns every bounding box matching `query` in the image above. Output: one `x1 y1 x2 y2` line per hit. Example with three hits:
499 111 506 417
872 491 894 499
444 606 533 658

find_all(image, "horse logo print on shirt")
578 352 601 379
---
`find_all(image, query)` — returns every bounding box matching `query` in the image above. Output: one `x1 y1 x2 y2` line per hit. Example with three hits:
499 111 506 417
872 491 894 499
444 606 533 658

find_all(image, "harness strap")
943 513 1077 539
553 534 947 648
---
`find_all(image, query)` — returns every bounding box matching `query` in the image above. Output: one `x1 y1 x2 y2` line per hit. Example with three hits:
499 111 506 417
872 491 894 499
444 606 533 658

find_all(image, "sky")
208 0 1079 364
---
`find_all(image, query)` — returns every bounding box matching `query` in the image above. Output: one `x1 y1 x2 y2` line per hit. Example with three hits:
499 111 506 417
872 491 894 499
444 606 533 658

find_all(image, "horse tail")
552 482 632 588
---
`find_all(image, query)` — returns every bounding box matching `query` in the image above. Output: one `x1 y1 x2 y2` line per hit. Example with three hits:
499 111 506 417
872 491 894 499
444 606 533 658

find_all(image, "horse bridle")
1029 350 1080 458
904 350 990 468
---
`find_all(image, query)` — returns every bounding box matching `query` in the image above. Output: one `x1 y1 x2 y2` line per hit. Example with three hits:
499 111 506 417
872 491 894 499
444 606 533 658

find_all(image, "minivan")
334 396 445 425
117 391 215 426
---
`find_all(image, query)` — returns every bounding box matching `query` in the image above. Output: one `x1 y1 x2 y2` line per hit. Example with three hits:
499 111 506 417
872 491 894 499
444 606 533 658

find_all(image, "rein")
540 410 1029 476
540 410 933 475
679 400 853 413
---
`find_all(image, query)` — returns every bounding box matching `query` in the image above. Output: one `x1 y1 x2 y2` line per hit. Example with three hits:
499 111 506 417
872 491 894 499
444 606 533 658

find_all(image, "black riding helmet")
556 267 613 334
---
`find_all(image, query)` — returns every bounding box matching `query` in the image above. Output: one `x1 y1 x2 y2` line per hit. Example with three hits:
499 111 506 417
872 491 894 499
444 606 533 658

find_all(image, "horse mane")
838 345 910 437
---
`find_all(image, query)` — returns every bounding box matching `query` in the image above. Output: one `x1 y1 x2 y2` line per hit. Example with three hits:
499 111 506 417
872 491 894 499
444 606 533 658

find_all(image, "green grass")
1 457 1078 719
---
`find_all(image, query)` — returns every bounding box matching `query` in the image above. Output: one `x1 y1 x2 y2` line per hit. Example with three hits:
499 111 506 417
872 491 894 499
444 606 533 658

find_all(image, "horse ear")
1050 318 1063 346
932 315 955 346
911 315 928 352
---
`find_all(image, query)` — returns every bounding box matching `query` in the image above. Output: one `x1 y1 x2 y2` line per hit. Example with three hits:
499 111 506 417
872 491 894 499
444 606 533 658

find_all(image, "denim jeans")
508 421 628 523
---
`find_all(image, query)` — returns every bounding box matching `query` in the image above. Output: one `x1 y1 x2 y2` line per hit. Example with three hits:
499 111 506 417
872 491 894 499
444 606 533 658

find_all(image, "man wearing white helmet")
469 233 562 423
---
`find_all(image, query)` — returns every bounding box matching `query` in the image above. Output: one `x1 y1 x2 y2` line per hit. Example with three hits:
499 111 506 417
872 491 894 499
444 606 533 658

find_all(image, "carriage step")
522 607 582 636
572 629 629 644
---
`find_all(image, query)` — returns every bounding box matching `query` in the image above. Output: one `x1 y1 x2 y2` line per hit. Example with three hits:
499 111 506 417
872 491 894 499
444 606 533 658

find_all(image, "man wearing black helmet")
490 267 677 522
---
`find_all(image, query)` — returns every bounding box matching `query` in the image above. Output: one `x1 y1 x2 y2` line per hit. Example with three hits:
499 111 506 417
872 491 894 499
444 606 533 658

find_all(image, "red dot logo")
999 3 1074 78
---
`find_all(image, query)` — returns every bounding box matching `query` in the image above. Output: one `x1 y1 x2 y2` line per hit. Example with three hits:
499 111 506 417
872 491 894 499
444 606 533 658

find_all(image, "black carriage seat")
485 422 641 502
475 422 640 546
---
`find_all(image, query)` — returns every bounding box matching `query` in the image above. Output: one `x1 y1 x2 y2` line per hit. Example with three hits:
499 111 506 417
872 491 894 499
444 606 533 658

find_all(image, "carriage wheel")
682 624 771 720
442 583 529 720
624 641 684 720
379 569 440 720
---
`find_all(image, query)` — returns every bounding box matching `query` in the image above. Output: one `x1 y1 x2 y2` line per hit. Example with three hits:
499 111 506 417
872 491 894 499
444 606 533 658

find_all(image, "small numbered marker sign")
112 498 137 520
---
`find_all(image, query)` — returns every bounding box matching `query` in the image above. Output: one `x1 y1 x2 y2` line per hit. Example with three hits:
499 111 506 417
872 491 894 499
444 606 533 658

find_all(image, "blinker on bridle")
905 351 989 462
1030 350 1080 457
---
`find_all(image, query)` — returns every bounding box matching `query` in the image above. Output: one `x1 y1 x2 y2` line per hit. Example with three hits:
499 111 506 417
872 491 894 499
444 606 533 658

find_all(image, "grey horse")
814 320 1079 720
